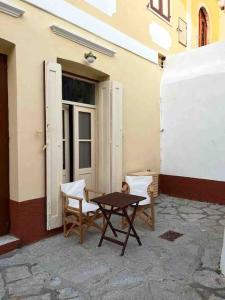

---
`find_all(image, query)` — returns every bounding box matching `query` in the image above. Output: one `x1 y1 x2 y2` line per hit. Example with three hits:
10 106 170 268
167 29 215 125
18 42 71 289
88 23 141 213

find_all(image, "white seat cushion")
67 198 99 214
126 176 153 206
61 179 85 199
61 179 99 214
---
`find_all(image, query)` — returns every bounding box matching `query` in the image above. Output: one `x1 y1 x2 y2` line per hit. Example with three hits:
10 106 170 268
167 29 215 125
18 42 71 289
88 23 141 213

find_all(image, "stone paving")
0 195 225 300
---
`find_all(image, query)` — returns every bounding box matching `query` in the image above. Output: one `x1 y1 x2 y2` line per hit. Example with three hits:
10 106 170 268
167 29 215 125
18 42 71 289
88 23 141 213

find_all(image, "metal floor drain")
159 230 183 242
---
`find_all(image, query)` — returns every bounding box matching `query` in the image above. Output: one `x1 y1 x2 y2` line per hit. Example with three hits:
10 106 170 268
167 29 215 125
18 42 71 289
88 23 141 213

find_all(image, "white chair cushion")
61 179 86 203
67 198 99 214
126 176 153 206
61 180 98 213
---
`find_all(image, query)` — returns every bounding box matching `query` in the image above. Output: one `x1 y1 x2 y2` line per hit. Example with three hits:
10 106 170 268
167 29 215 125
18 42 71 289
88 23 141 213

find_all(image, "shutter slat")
45 61 63 230
97 81 111 193
97 81 123 193
111 81 123 192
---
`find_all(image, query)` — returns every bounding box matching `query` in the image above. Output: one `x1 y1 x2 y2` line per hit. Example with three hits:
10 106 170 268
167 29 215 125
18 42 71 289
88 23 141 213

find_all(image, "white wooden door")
45 61 63 230
97 81 123 193
74 105 96 191
97 81 111 193
111 81 123 192
62 105 70 183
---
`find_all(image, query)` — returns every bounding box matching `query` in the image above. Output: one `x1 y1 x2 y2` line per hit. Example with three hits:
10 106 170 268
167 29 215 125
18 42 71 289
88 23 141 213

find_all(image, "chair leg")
63 220 67 237
136 206 155 231
102 216 106 230
87 211 102 231
79 213 84 244
142 206 155 230
79 225 84 244
121 207 130 229
151 204 155 231
121 216 127 229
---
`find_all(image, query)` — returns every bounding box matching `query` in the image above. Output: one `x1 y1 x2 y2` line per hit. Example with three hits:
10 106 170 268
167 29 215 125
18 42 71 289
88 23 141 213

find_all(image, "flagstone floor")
0 195 225 300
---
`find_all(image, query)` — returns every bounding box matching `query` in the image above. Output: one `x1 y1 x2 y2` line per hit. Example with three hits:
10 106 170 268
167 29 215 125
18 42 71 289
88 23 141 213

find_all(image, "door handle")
177 27 183 32
42 144 48 151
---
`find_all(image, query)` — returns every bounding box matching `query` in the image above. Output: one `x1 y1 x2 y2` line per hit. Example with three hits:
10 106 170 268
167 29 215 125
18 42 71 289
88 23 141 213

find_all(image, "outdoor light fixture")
84 52 97 64
218 0 225 10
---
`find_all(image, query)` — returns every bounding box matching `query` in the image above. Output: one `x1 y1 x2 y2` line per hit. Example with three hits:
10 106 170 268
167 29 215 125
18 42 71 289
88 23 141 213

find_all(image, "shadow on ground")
0 195 225 299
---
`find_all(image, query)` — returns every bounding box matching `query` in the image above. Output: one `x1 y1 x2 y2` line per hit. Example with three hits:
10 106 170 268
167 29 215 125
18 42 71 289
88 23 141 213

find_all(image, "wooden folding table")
93 192 145 256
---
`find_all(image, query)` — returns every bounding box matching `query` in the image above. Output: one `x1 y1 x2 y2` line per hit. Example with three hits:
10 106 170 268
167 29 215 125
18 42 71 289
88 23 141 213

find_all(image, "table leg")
98 205 117 247
121 203 142 256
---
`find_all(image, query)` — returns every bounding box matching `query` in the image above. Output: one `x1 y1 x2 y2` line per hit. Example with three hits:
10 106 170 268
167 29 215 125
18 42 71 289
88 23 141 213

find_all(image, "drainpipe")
221 230 225 275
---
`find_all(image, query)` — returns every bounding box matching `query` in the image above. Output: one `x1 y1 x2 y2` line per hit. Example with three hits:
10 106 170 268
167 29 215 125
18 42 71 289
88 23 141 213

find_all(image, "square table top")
92 192 145 208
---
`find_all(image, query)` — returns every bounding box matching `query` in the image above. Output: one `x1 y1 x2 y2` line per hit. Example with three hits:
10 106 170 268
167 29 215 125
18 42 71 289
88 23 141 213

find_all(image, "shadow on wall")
160 41 225 204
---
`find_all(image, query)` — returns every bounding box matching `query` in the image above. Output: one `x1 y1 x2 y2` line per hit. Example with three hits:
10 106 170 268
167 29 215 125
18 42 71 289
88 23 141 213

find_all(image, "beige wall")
66 0 186 55
0 40 19 201
220 11 225 40
0 1 161 201
190 0 220 48
1 0 223 202
66 0 222 53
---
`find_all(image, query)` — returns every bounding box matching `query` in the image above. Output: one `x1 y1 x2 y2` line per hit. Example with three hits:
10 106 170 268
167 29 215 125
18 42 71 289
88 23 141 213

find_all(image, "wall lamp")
84 52 97 64
218 0 225 10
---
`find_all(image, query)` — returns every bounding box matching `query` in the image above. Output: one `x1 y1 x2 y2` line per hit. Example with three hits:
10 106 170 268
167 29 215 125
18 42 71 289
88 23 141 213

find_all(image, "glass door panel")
62 76 95 104
74 106 96 191
79 141 91 168
79 112 91 140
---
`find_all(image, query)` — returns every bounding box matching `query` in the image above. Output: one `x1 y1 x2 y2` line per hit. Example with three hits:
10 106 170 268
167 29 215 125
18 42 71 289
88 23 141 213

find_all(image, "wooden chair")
122 176 155 230
61 180 104 244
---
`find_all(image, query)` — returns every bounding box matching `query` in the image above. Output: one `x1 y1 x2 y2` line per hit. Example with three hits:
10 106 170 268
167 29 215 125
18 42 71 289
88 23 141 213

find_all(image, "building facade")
0 0 223 250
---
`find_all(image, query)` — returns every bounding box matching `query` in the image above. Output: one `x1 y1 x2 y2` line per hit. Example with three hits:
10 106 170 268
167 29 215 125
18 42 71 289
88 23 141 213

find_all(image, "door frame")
62 104 70 183
198 7 209 47
74 105 96 190
61 100 97 188
62 72 97 187
0 53 10 236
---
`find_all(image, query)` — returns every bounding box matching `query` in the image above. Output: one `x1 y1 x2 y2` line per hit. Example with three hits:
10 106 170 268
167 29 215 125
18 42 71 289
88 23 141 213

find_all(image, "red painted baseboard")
10 198 62 246
159 174 225 205
7 175 224 254
0 239 21 256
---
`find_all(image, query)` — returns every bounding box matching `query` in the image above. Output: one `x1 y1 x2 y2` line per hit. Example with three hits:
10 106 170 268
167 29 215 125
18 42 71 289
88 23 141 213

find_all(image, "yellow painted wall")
190 0 220 48
66 0 221 53
219 10 225 40
0 0 223 202
67 0 187 55
0 1 161 201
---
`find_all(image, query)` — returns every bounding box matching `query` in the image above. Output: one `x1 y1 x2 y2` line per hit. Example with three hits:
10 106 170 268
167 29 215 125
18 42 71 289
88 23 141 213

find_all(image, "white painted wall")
21 0 158 63
84 0 116 16
160 41 225 182
149 22 172 50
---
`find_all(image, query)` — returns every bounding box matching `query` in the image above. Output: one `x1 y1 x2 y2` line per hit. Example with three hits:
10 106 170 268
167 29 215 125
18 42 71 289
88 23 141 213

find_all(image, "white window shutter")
97 81 111 193
97 80 123 193
111 81 123 192
45 61 63 230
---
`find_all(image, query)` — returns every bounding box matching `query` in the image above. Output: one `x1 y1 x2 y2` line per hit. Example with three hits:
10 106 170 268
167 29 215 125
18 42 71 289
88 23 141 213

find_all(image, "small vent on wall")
51 25 116 57
158 53 166 69
0 1 25 17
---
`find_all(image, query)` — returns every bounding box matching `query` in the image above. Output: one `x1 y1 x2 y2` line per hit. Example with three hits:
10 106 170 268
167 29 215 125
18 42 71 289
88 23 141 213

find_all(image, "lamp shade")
218 0 225 9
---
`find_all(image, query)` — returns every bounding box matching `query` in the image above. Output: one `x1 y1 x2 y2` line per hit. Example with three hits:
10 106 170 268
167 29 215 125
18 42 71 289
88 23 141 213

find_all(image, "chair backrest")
61 180 86 206
126 176 153 201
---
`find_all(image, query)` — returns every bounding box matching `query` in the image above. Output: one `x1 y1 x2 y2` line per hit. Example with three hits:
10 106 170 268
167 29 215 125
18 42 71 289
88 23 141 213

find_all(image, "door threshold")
0 235 21 255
